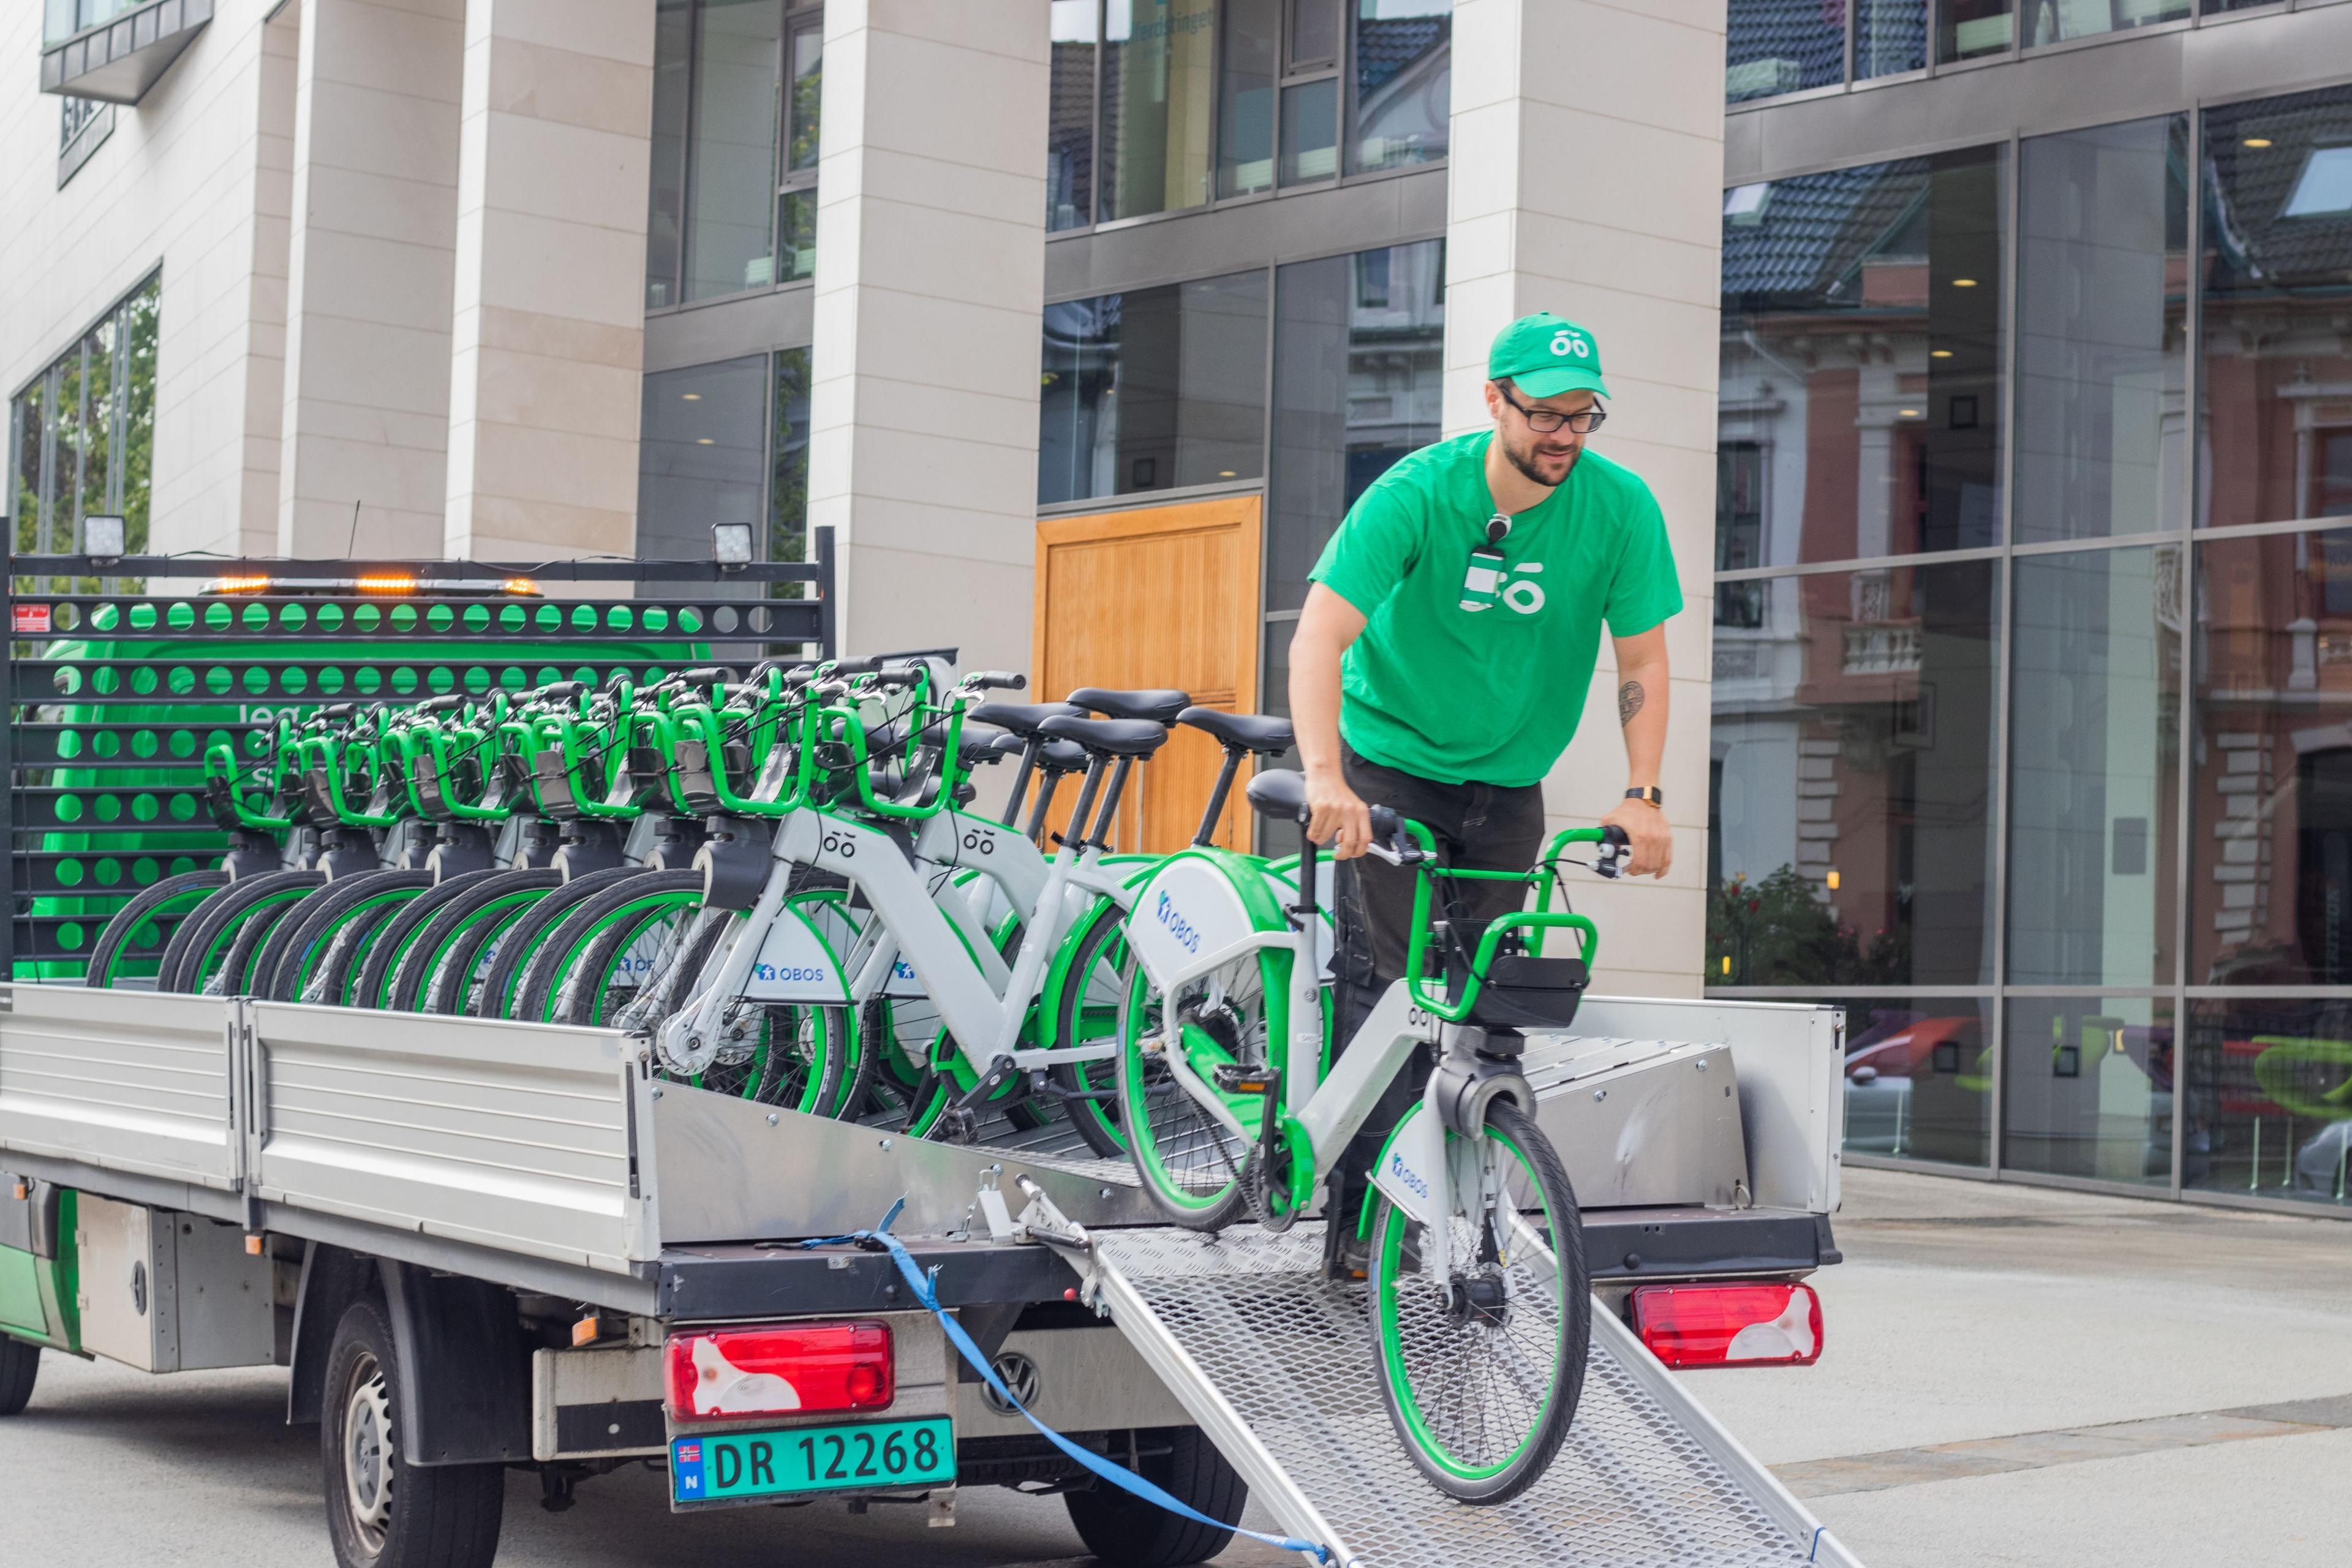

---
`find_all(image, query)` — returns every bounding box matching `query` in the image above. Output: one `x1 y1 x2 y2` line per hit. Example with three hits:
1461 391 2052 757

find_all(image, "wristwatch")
1624 786 1664 808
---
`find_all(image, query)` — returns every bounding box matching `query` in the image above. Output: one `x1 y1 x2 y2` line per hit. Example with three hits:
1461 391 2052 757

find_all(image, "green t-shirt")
1308 430 1682 788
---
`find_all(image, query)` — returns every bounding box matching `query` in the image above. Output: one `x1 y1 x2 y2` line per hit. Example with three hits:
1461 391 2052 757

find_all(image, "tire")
156 870 326 994
320 1298 503 1568
1368 1099 1586 1506
387 869 562 1014
0 1334 39 1416
470 865 653 1020
83 870 228 987
342 870 505 1010
1116 950 1286 1231
513 869 708 1025
1063 1427 1243 1568
257 871 435 1003
1049 902 1134 1158
211 874 334 998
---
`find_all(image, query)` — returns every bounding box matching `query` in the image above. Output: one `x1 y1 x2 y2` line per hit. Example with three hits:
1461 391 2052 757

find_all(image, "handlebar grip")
1593 823 1632 879
526 681 585 703
674 665 736 685
827 655 886 676
415 693 467 714
965 671 1026 692
1367 804 1402 844
870 666 925 690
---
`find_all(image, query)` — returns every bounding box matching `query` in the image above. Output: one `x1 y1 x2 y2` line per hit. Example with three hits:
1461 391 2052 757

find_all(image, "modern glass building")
1714 1 2352 1214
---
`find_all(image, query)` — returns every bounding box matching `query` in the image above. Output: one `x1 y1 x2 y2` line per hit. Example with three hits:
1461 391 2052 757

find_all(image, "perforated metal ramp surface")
1080 1222 1851 1568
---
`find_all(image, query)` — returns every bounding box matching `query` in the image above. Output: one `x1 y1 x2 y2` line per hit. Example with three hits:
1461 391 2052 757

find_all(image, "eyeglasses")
1499 384 1607 435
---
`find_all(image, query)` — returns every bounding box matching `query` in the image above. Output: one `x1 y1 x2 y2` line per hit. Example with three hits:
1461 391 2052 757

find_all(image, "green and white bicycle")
1115 767 1627 1504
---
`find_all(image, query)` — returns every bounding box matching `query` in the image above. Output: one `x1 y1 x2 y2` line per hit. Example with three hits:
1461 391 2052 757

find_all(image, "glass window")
1837 997 1992 1167
1100 0 1218 222
1281 77 1340 185
2199 86 2352 530
776 21 822 284
1037 270 1268 506
1218 0 1280 197
10 276 159 579
637 355 771 562
1265 240 1446 611
2182 998 2352 1208
685 0 783 302
1049 0 1099 228
1940 0 2014 59
2003 997 2174 1185
1725 0 1845 104
1348 0 1449 176
646 0 693 309
1707 562 2001 989
1719 146 2007 567
2021 0 2187 44
2014 115 2188 543
2007 545 2182 987
769 347 813 578
1855 0 1926 77
2188 527 2352 986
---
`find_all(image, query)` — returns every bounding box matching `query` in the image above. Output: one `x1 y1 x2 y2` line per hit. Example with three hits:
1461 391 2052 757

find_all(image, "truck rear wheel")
322 1299 503 1568
1063 1427 1243 1568
0 1333 39 1415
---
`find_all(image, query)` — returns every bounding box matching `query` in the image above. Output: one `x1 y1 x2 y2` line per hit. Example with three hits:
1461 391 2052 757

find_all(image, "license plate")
669 1417 953 1504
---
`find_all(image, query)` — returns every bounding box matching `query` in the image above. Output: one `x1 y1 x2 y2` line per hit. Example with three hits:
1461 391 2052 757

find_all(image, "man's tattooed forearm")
1618 680 1645 726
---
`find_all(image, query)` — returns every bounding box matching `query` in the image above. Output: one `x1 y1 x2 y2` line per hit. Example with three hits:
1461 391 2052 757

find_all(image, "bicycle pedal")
1211 1063 1279 1096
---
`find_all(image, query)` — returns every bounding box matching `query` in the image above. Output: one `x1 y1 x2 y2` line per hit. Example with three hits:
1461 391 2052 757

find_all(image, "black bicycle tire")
257 870 435 1003
518 869 705 1025
471 865 656 1020
1050 901 1132 1158
347 869 507 1010
83 870 229 988
213 873 337 997
400 869 565 1014
156 871 325 995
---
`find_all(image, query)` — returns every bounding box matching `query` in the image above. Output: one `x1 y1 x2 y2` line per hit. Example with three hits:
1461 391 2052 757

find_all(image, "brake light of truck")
664 1322 895 1422
1630 1281 1822 1368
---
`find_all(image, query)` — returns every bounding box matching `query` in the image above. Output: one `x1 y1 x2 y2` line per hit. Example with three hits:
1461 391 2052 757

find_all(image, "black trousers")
1328 744 1547 1208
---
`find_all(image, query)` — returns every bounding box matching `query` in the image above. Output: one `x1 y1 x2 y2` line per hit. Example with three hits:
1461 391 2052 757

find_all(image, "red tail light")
664 1322 895 1422
1631 1281 1822 1368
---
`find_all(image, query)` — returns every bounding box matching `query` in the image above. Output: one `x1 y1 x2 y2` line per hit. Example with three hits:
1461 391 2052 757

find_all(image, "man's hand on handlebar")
1600 796 1672 878
1303 766 1373 860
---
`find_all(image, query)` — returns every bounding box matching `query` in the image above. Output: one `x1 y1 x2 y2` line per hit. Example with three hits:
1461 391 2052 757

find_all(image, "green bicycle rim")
288 889 426 1002
1116 949 1285 1218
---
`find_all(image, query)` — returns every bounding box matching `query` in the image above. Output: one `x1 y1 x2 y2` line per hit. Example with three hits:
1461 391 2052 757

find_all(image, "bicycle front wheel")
1367 1098 1587 1506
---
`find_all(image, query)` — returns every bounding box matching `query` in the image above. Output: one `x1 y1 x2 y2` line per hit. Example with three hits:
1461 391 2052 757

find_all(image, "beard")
1500 431 1580 489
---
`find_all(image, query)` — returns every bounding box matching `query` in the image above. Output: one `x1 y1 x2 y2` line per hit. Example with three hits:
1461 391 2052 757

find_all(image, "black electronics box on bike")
1445 951 1590 1031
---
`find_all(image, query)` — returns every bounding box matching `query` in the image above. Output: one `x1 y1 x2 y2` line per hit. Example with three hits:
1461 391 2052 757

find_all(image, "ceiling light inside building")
1931 349 1954 359
696 437 715 445
1951 277 1978 288
1899 408 1920 418
1218 470 1237 478
2242 137 2272 149
682 393 702 401
2283 146 2352 217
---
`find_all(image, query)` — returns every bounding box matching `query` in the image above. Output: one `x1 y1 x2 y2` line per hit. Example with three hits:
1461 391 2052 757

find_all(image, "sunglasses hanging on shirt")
1459 514 1512 612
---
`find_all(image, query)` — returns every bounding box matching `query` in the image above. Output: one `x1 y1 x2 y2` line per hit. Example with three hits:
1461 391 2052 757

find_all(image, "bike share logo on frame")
753 962 833 986
1154 891 1202 954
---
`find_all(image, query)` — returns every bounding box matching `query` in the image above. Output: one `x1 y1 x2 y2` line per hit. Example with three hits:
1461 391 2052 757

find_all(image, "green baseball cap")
1488 312 1610 400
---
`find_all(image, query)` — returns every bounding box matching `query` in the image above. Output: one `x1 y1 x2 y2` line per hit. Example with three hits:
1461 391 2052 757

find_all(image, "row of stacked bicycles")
80 649 1626 1501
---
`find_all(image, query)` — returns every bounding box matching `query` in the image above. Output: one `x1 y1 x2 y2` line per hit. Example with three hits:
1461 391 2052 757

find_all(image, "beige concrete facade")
442 0 653 563
1446 0 1728 996
805 0 1051 676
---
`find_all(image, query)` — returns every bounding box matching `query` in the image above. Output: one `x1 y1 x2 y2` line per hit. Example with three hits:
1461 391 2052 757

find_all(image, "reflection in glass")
2021 0 2187 43
1036 271 1269 505
2188 529 2352 985
769 348 813 578
10 277 159 567
1348 0 1449 175
2003 997 2173 1184
1837 998 1992 1166
1855 0 1926 77
1218 0 1279 197
1707 564 2000 988
2183 998 2352 1207
637 356 769 562
1265 241 1444 611
685 0 783 301
646 0 691 308
774 22 822 282
2015 116 2188 543
1101 0 1218 222
1049 0 1098 229
1280 77 1340 184
2008 546 2182 987
1940 0 2013 59
1724 0 1845 103
2200 87 2352 529
1719 146 2007 567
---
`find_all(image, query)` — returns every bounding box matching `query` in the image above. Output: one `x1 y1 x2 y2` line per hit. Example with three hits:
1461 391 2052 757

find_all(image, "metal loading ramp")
1059 1221 1860 1568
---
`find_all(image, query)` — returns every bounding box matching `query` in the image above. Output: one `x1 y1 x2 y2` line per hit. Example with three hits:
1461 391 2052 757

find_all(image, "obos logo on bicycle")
1153 891 1202 954
1387 1150 1430 1200
752 963 831 986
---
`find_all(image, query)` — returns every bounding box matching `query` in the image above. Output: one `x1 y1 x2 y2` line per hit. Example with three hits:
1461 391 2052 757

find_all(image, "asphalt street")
2 1166 2346 1567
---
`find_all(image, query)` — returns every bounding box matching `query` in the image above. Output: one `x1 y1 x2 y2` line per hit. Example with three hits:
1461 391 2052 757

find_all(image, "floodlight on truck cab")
664 1321 894 1422
199 574 542 597
1630 1281 1822 1369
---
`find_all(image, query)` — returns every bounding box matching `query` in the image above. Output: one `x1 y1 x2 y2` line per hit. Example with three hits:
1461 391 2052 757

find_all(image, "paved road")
3 1167 2348 1567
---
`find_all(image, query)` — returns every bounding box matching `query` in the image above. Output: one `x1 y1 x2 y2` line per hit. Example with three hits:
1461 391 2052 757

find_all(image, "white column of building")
443 0 654 564
278 0 465 559
1446 0 1728 997
805 1 1051 671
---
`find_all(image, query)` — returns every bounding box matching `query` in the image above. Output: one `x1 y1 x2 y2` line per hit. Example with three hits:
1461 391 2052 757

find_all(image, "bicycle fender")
1371 1100 1444 1232
743 905 853 1002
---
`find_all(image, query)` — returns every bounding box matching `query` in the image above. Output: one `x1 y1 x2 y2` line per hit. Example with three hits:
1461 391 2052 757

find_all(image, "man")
1291 311 1681 1278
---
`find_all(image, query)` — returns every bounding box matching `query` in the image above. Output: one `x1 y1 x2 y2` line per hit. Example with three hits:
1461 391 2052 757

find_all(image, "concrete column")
279 0 465 558
1446 0 1728 997
806 1 1051 673
443 0 654 562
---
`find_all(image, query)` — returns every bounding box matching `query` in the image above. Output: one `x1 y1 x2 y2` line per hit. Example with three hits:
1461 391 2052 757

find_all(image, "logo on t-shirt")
1460 555 1545 616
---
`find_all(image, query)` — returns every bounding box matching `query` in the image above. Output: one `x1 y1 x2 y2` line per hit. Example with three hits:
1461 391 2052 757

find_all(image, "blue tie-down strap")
801 1200 1330 1564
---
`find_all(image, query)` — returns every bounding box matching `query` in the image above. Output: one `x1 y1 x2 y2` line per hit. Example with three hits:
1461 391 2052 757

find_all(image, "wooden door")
1033 495 1262 853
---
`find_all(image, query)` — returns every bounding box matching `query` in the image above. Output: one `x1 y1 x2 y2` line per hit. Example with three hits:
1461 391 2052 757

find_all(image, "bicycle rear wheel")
345 869 505 1009
1367 1099 1586 1506
1115 950 1285 1231
1049 901 1133 1158
255 870 435 1003
84 870 228 988
157 871 325 995
472 865 653 1019
391 869 563 1013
